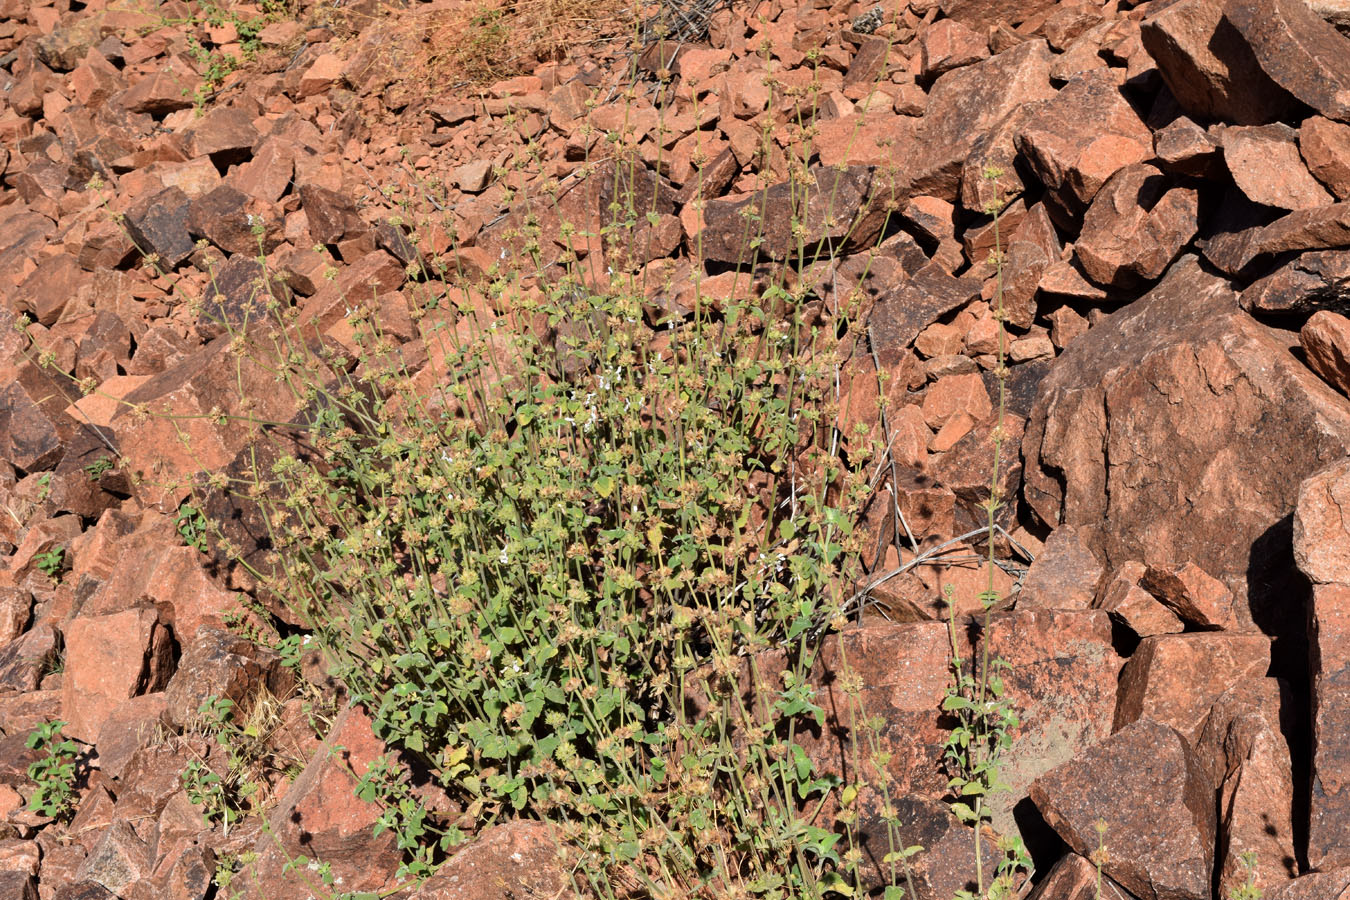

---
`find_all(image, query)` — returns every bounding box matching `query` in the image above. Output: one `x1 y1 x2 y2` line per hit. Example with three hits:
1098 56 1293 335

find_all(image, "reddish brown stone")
977 609 1122 834
1140 0 1296 124
1025 853 1136 900
15 254 89 327
186 185 283 257
1226 0 1350 123
227 137 296 204
1023 256 1350 615
699 166 889 264
123 187 195 271
869 264 982 367
939 0 1059 29
1303 116 1350 200
184 105 257 164
63 607 174 743
93 694 170 782
1154 116 1222 177
1223 124 1334 210
298 183 366 246
1309 582 1350 869
1267 871 1350 899
1030 719 1215 900
1294 458 1350 584
961 101 1051 216
1017 525 1103 610
162 628 290 729
73 821 150 896
1139 561 1238 630
238 704 400 897
0 624 59 694
409 821 567 900
922 372 991 429
1016 70 1154 220
1074 164 1199 288
910 40 1056 201
116 64 199 115
1302 310 1350 396
1113 633 1271 743
1241 248 1350 314
920 18 989 79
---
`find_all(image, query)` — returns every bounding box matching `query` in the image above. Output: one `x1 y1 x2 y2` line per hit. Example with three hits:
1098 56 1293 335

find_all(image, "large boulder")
1022 256 1350 628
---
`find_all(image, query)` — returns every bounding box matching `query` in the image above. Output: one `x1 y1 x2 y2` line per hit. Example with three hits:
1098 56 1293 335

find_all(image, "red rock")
961 101 1050 215
910 40 1056 201
116 63 199 116
1294 457 1350 584
1047 306 1088 349
1017 525 1102 609
1023 256 1350 616
1030 719 1215 900
922 372 991 429
299 53 344 97
183 105 257 163
1267 870 1350 898
238 704 400 897
298 249 407 334
1139 561 1238 630
1309 582 1350 868
1074 164 1198 288
1113 633 1271 743
409 821 568 900
851 791 1002 898
1015 70 1153 221
1302 309 1350 396
1096 562 1186 637
1140 0 1296 125
1025 853 1136 900
1154 116 1222 177
162 628 290 728
920 19 989 79
1226 0 1350 123
939 0 1059 29
70 51 124 109
62 606 174 743
975 609 1122 833
0 624 59 694
1207 201 1350 278
14 253 86 327
73 820 150 896
1303 116 1350 200
93 694 170 782
454 159 492 193
298 183 366 246
1223 124 1333 210
0 872 35 899
227 137 296 204
186 185 283 257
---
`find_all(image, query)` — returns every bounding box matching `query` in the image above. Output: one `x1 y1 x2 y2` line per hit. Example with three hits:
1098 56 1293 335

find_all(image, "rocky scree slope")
3 0 1350 897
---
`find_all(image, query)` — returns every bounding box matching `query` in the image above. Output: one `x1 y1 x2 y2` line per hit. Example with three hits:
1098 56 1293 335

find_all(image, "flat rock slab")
1031 719 1215 900
1240 248 1350 314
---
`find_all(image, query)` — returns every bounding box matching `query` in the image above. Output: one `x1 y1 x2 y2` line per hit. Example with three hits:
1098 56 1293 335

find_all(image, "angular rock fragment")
869 264 982 366
1113 633 1271 743
122 187 195 271
1096 562 1186 637
1016 70 1154 221
1294 458 1350 584
1303 116 1350 200
1025 853 1137 900
1074 164 1198 287
1226 0 1350 123
1302 309 1350 395
1139 561 1237 629
1031 720 1215 900
1140 0 1296 124
409 822 566 900
1241 248 1350 314
1017 525 1103 610
1223 124 1334 210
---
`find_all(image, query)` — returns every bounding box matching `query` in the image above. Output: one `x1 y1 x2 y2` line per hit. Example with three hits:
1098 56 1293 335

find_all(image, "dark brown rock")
700 166 888 264
0 871 36 900
162 628 290 729
1302 309 1350 395
1266 870 1350 898
1241 248 1350 314
1226 0 1350 123
1016 70 1154 221
851 792 999 899
911 40 1056 202
869 264 982 366
1303 116 1350 200
0 624 59 694
1074 164 1199 288
1140 0 1297 124
298 183 366 246
1225 124 1334 210
123 187 195 271
1114 633 1271 743
73 821 150 896
1023 256 1350 616
1030 719 1215 900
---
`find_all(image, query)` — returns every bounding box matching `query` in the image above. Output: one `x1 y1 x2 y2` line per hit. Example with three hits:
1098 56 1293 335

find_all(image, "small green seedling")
26 720 79 821
35 546 64 583
82 457 115 481
177 502 209 552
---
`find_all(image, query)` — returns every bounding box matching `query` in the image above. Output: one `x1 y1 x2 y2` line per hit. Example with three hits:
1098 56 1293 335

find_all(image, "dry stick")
866 330 920 555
